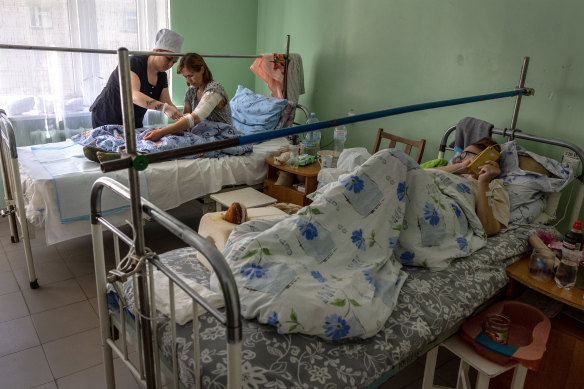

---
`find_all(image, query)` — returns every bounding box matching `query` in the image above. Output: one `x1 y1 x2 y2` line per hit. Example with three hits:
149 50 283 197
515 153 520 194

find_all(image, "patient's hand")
477 160 501 183
143 128 163 142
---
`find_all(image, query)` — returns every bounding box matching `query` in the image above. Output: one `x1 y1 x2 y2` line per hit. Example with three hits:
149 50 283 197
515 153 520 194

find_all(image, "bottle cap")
573 221 582 231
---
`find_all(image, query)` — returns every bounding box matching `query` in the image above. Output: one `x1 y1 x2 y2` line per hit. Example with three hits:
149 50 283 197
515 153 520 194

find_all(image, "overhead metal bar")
0 43 261 58
101 87 534 173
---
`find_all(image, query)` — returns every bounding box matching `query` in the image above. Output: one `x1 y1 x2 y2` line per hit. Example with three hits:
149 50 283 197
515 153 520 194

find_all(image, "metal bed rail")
91 176 242 389
0 110 38 288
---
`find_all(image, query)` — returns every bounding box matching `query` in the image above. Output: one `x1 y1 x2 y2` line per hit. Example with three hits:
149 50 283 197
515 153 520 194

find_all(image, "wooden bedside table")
263 156 321 206
506 255 584 311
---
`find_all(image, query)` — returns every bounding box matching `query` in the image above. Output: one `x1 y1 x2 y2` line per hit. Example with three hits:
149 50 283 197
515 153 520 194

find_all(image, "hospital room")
1 0 584 388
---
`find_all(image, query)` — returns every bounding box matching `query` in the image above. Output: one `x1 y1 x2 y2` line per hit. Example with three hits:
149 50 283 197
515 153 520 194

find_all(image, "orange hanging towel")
250 53 305 102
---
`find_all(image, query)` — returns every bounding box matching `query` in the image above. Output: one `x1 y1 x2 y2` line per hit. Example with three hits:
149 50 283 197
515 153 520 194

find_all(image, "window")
122 12 138 33
0 0 168 118
29 6 52 29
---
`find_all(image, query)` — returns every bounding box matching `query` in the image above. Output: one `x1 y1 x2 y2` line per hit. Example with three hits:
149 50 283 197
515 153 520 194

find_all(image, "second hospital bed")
93 125 584 389
89 53 584 389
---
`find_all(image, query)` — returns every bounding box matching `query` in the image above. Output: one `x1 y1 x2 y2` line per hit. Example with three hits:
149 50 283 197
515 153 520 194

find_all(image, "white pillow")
6 96 35 116
65 97 84 112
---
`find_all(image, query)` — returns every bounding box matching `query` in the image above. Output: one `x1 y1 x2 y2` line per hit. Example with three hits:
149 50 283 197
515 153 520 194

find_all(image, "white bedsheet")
17 137 288 245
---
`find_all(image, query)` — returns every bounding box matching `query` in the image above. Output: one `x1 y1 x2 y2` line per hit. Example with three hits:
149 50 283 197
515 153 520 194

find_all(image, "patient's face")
458 145 482 163
181 66 205 88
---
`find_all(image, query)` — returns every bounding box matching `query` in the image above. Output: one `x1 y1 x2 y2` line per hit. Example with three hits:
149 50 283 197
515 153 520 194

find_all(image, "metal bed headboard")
90 177 242 389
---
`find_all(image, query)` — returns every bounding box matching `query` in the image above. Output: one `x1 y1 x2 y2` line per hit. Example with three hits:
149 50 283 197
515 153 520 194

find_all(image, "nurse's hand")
162 104 182 120
143 129 163 142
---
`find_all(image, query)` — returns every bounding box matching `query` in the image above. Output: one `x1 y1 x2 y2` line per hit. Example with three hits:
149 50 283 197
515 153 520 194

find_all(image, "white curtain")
0 0 168 145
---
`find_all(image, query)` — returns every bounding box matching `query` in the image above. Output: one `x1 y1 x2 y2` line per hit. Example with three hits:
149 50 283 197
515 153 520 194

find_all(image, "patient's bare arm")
432 159 471 175
475 160 503 236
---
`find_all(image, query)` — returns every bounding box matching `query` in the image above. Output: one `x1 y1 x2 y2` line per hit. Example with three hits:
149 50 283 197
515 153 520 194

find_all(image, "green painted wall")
253 0 584 229
169 0 258 103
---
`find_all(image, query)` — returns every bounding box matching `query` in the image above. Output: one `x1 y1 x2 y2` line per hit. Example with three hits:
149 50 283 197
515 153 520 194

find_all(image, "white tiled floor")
0 206 464 389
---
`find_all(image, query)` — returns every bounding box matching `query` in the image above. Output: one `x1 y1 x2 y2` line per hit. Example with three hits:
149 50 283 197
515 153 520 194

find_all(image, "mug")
318 153 333 168
483 313 510 345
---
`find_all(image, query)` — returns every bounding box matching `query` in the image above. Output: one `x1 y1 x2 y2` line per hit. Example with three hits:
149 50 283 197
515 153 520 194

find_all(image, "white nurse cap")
153 28 184 53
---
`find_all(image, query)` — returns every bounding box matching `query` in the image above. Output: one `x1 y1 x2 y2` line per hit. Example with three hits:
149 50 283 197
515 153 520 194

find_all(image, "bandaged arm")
143 92 223 141
193 91 223 120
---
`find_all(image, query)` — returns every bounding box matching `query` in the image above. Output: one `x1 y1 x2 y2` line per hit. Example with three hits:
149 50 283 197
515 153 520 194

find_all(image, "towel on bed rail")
211 149 488 340
71 121 252 158
452 117 494 156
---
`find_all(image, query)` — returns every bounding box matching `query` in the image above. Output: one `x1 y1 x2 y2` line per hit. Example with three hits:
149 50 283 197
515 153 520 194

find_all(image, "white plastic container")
333 126 347 166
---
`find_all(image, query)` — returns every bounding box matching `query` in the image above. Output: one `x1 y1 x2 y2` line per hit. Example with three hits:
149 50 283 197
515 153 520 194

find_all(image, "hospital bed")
89 53 584 388
0 37 307 288
93 130 584 389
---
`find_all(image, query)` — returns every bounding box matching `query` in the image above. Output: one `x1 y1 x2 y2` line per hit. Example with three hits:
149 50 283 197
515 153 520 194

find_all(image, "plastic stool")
210 187 277 211
422 335 528 389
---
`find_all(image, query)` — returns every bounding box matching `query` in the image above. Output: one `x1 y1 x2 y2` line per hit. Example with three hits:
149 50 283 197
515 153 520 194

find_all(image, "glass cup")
483 313 511 345
528 248 555 283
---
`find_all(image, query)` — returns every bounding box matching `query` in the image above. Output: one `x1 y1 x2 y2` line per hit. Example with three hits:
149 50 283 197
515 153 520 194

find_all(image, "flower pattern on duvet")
456 182 471 194
240 263 268 279
295 219 318 240
323 314 351 340
342 175 364 193
456 237 468 252
400 251 415 265
351 229 366 250
311 271 326 283
363 269 377 288
115 228 535 388
423 202 440 226
451 203 462 218
397 181 407 201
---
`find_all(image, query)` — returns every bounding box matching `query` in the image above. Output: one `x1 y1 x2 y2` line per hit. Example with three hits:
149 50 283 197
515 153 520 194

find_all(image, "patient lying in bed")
432 137 509 236
209 147 502 341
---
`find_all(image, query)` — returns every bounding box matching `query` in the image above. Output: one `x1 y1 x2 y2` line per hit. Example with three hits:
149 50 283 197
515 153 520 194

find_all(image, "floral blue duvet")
210 149 490 341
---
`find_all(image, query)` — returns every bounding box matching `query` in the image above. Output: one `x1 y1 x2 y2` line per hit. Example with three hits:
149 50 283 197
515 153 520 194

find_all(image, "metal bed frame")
88 53 583 389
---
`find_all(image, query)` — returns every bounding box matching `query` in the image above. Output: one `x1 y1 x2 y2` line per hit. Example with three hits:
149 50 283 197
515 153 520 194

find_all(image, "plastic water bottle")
304 113 321 156
555 220 583 289
333 126 347 165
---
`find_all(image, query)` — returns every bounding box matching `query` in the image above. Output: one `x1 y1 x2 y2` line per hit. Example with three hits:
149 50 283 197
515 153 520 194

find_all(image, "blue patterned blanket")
211 149 488 340
71 121 252 158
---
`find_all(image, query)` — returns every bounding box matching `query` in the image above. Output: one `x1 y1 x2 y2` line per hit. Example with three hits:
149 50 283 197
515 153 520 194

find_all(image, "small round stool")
422 335 528 389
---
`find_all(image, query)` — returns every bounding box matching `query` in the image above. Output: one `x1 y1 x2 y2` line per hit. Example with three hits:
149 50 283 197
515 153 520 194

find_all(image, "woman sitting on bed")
143 53 232 142
433 137 509 236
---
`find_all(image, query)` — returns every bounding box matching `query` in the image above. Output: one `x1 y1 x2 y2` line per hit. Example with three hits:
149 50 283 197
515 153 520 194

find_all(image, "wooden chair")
372 128 426 164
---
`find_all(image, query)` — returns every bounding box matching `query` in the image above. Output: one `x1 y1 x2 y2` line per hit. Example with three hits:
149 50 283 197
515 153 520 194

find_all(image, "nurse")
143 53 232 141
90 28 184 129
